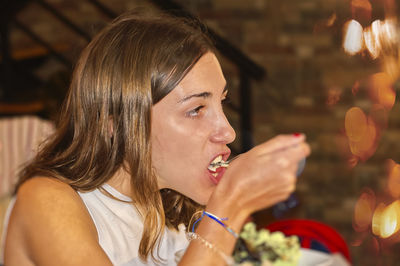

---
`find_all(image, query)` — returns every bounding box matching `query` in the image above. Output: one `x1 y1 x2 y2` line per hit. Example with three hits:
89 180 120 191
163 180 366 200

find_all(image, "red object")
266 219 351 263
293 132 301 137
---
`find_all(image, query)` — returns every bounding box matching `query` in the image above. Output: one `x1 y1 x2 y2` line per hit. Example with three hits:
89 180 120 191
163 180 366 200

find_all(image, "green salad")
233 223 300 266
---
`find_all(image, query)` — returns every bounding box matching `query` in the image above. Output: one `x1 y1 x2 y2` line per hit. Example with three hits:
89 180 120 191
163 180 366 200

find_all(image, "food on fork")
208 155 229 172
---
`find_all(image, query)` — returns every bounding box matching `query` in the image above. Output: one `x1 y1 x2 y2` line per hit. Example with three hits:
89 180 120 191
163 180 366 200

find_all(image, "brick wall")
176 1 400 265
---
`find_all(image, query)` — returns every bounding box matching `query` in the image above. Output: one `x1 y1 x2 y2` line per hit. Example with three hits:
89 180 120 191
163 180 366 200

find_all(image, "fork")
209 154 240 168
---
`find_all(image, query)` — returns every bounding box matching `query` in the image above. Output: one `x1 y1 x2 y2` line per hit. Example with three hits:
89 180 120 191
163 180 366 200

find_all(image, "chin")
195 198 208 206
189 190 212 206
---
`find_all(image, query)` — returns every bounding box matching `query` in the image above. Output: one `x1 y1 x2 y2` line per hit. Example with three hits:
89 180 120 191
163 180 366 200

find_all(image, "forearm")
179 190 249 265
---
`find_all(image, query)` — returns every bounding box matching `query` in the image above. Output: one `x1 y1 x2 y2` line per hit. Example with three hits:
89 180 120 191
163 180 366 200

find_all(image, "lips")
208 167 227 185
207 151 230 184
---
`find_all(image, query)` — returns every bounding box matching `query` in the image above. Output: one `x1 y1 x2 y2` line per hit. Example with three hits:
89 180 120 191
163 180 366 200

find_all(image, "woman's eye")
186 105 204 118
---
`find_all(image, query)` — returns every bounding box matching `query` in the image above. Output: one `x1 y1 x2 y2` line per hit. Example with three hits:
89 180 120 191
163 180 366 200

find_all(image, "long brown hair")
16 11 214 262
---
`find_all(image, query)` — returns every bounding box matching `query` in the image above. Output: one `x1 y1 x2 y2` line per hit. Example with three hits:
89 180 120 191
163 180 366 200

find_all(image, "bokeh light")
371 201 400 239
363 19 399 59
379 201 400 238
364 22 381 59
326 13 336 27
372 202 385 236
326 86 342 106
368 72 396 110
345 107 379 161
348 155 359 168
382 55 400 81
345 107 367 142
387 162 400 199
353 188 376 232
348 117 377 161
352 80 360 95
370 104 388 130
377 18 399 53
342 0 400 260
343 20 364 55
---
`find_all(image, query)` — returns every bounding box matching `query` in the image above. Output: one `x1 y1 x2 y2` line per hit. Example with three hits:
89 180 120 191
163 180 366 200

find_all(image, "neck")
106 167 132 197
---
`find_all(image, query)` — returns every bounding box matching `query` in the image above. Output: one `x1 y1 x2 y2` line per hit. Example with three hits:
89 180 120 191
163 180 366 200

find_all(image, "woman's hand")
207 134 311 229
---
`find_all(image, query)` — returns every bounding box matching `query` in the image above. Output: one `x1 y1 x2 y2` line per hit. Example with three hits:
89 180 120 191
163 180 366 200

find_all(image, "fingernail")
293 132 301 137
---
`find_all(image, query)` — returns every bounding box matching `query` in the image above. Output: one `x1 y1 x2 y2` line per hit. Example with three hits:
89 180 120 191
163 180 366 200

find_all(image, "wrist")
205 187 250 234
188 189 250 260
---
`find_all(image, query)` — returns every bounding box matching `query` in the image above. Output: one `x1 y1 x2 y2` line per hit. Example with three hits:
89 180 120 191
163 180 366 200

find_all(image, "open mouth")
208 155 229 177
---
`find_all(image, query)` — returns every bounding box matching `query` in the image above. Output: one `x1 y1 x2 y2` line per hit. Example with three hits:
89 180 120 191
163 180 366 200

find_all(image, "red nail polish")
293 132 301 137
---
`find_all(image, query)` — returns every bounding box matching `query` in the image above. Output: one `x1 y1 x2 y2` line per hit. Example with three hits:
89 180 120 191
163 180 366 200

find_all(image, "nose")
210 112 236 144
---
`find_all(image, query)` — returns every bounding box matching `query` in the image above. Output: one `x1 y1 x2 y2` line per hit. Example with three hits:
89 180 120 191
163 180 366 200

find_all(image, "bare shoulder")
14 177 92 232
5 177 112 266
18 176 79 201
17 177 82 206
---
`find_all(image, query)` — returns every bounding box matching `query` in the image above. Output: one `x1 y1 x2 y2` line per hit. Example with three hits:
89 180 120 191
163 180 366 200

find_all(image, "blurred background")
1 0 400 265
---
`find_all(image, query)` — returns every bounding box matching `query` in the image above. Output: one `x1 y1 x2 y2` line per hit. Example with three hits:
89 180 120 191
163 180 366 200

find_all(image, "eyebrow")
178 86 228 104
178 92 211 103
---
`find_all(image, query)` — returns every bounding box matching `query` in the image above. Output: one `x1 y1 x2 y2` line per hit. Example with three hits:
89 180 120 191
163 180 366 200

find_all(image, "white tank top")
77 184 189 265
0 184 189 266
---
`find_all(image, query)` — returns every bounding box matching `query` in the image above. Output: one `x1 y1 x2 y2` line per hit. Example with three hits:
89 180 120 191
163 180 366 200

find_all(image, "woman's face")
151 52 236 205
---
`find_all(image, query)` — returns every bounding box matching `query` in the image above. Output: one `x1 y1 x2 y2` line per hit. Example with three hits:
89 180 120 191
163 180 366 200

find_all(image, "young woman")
2 11 310 265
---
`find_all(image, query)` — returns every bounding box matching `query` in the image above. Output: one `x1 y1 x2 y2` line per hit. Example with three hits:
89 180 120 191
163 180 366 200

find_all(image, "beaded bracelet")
186 232 235 266
191 211 239 239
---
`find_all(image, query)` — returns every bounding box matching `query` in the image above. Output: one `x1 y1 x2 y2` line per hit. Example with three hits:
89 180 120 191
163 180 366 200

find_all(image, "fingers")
281 142 310 163
248 172 296 211
255 134 306 154
259 135 310 171
276 171 296 193
230 134 310 169
253 135 310 166
275 157 290 168
235 134 310 183
219 134 310 213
